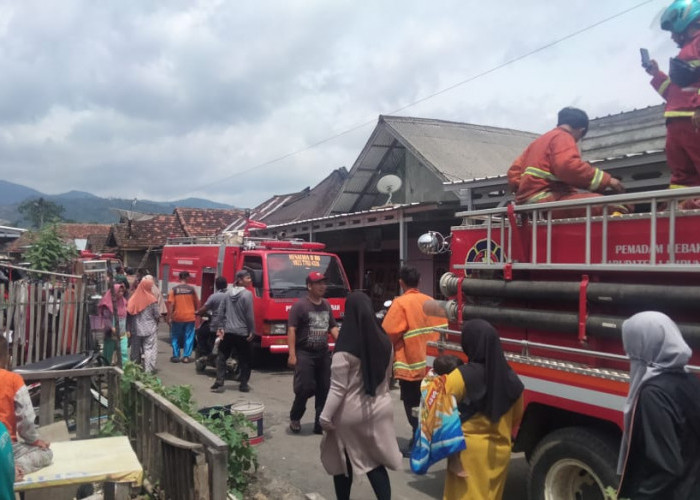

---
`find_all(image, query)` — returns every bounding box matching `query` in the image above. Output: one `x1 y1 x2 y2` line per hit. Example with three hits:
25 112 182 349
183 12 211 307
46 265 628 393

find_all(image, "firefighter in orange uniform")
508 107 625 218
381 266 447 457
645 0 700 208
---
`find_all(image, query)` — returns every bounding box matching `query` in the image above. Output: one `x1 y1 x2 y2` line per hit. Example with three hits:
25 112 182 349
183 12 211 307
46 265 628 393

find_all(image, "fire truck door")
200 269 216 304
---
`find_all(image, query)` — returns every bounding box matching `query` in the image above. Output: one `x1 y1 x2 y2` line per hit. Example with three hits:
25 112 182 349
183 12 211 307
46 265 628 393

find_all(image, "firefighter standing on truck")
644 0 700 208
381 266 447 457
507 107 626 218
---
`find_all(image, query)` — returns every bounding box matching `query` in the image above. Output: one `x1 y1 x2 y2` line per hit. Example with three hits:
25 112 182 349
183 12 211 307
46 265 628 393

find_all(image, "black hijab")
334 291 392 396
457 319 524 423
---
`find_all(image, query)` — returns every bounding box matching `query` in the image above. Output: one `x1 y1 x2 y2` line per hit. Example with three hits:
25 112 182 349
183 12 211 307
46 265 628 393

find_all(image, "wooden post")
75 376 91 439
106 262 123 368
6 283 19 367
39 379 56 426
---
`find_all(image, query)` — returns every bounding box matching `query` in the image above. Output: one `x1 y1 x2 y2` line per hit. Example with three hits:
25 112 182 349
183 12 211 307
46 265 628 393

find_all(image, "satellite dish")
110 209 155 222
376 174 402 205
110 208 155 238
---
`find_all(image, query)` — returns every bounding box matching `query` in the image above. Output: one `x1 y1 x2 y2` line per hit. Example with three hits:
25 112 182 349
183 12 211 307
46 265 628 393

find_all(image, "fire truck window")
267 253 349 299
242 256 263 297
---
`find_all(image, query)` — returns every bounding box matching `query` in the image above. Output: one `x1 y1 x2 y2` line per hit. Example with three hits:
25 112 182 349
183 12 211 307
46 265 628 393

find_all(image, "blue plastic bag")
410 373 466 474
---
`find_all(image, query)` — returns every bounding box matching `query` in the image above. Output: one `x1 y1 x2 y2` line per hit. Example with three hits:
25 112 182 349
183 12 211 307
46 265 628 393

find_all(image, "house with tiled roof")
7 223 111 258
107 208 249 274
174 208 245 237
106 214 186 273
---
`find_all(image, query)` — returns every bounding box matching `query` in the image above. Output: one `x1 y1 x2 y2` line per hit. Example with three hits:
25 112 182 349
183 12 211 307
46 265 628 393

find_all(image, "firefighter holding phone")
644 0 700 207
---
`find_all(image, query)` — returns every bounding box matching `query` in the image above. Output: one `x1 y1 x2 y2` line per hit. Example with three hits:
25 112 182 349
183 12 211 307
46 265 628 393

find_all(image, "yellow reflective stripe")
688 60 700 68
658 78 671 96
403 323 447 340
527 190 552 203
524 166 559 181
393 360 427 371
589 168 605 191
670 184 690 189
664 110 695 118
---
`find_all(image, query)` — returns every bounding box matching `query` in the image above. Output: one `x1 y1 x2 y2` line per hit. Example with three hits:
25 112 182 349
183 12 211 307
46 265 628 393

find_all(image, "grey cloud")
0 0 677 208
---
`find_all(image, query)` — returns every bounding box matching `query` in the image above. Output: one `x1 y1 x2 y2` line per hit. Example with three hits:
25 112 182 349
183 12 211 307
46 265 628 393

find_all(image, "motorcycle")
15 350 109 426
194 313 240 380
375 299 393 323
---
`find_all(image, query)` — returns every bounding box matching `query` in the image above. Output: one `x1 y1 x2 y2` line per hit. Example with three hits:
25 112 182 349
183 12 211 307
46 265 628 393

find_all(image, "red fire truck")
418 186 700 500
160 234 351 355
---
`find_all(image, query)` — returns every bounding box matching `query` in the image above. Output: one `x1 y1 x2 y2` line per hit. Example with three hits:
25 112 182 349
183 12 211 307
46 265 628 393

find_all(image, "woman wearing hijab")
617 311 700 499
319 291 402 500
98 283 129 366
443 319 524 500
126 278 160 373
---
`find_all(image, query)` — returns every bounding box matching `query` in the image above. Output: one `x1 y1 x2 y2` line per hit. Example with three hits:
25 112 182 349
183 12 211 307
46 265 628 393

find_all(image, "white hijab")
617 311 692 474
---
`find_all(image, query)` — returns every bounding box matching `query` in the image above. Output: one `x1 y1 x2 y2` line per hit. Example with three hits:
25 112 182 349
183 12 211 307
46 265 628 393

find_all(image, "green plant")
198 407 257 496
604 486 629 500
115 362 257 495
24 223 77 272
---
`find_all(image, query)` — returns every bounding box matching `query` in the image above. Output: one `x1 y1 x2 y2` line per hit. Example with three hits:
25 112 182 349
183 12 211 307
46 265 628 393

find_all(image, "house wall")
404 155 456 204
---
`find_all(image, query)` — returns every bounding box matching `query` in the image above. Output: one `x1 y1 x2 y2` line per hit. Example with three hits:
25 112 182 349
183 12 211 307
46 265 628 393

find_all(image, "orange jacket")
508 127 612 204
650 31 700 118
0 369 24 441
381 289 447 381
167 284 200 322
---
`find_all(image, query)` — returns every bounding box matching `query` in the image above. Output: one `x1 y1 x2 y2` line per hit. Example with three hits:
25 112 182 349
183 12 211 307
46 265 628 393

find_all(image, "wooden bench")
14 436 143 500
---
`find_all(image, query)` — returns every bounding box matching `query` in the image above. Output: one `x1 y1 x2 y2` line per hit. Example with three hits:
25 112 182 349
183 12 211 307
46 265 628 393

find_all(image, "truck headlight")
267 322 287 335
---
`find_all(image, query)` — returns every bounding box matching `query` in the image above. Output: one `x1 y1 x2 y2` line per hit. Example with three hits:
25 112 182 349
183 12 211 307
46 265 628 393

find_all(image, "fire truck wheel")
527 427 619 500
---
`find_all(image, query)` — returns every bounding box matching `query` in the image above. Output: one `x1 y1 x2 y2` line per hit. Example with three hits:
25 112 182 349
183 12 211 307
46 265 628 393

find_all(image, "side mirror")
418 231 450 255
251 269 263 288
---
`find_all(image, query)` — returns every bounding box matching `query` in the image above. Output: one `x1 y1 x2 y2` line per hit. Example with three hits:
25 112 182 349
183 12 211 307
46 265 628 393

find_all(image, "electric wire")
189 0 657 195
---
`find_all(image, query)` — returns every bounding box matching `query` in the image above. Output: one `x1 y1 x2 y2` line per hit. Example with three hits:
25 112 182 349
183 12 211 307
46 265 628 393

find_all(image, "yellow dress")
443 370 524 500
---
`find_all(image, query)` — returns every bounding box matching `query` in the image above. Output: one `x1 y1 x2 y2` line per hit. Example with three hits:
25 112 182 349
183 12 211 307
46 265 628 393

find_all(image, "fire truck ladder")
443 186 700 349
453 186 700 274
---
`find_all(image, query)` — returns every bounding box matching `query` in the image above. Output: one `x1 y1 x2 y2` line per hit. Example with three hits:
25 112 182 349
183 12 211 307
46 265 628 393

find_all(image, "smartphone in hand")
640 48 651 69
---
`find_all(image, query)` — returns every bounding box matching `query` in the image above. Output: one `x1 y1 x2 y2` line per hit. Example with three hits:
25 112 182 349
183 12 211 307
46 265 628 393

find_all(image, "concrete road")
152 328 528 499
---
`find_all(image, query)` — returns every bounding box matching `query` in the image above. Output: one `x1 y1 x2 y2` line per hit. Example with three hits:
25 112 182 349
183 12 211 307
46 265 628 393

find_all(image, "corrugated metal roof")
382 116 538 181
262 168 348 224
581 105 666 162
330 115 538 214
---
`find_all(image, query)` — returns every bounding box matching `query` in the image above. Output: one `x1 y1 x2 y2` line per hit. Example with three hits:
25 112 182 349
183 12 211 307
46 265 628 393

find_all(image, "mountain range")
0 180 236 227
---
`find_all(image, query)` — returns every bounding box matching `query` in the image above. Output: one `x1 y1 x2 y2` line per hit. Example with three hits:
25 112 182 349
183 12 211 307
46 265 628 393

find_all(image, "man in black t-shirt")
287 271 339 435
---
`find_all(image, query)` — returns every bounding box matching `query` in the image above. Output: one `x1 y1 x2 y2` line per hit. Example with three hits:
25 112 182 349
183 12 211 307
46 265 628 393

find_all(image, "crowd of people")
97 267 167 374
3 2 700 495
2 267 699 498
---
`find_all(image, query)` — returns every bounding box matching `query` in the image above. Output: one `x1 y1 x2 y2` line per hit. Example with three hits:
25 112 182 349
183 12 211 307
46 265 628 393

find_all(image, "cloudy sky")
0 0 677 208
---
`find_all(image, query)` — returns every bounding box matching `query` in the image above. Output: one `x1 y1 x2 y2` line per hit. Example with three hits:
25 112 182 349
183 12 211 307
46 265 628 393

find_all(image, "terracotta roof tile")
174 208 245 237
110 214 186 248
7 223 111 253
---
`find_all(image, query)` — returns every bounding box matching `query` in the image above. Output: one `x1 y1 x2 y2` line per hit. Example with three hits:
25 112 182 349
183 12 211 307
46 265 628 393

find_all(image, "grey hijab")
617 311 692 474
